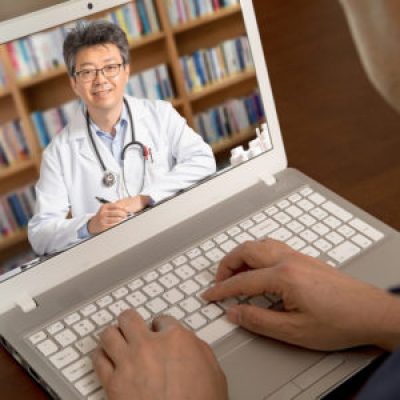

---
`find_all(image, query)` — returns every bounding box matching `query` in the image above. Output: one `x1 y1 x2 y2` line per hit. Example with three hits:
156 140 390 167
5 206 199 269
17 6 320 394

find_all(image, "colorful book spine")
193 89 264 145
0 120 30 166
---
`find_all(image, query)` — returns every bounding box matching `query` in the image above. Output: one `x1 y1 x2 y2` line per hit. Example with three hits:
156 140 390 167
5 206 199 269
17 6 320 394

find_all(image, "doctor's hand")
203 239 400 351
114 195 151 214
88 203 129 235
93 310 228 400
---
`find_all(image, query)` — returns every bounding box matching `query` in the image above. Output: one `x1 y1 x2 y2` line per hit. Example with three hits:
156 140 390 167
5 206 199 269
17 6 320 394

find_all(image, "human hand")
93 310 228 400
88 203 129 234
114 195 151 214
203 239 400 351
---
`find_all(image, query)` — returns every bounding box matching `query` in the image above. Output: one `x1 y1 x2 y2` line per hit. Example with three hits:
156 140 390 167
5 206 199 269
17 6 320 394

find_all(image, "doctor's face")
70 43 129 117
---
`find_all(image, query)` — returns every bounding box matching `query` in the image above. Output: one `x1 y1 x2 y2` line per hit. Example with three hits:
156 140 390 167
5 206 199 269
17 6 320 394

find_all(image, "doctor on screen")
28 21 216 256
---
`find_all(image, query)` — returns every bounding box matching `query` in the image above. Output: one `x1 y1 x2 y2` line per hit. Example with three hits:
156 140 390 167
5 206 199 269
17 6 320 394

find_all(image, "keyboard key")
73 320 96 337
220 239 237 253
297 199 314 212
299 214 316 227
112 286 129 299
226 226 241 237
191 256 211 271
175 264 195 280
200 304 224 320
108 300 130 317
196 316 237 345
218 297 239 310
326 231 344 245
310 207 328 220
205 248 225 263
172 255 188 267
96 295 113 309
322 201 352 222
126 291 147 307
328 241 361 263
146 298 168 314
159 272 180 289
91 310 113 326
349 218 384 241
75 372 101 396
179 279 200 296
180 297 201 313
249 219 279 239
351 233 372 249
277 199 290 209
300 187 313 196
252 213 266 223
287 220 305 234
88 390 106 400
75 337 97 355
200 240 215 251
214 233 229 244
265 206 279 216
285 205 303 218
127 278 144 291
195 271 214 287
62 356 93 382
186 247 201 259
80 304 97 317
49 346 79 369
313 239 333 252
47 321 64 335
324 216 341 229
268 227 292 242
157 263 173 275
273 212 292 225
239 219 254 230
300 229 318 243
136 307 151 321
312 223 330 236
165 306 185 321
143 271 159 283
185 312 207 330
64 313 81 326
54 329 77 347
29 331 46 345
288 193 302 203
142 282 164 298
337 224 356 238
309 192 326 205
163 288 185 305
235 232 255 243
286 236 306 251
37 339 58 356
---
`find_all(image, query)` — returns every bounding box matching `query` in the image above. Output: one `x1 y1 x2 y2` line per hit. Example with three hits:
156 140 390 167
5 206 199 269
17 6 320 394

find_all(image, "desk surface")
1 0 400 398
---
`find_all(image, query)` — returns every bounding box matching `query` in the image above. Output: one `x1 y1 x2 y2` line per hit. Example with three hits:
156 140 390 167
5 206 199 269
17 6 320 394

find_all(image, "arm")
204 239 400 351
93 310 228 400
339 0 400 112
145 102 217 203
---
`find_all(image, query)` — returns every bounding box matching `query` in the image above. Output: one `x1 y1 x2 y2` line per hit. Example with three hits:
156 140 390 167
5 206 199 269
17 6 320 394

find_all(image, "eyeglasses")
74 63 125 82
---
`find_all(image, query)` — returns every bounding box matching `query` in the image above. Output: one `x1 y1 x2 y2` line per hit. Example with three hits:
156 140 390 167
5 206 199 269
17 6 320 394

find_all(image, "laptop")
1 0 399 399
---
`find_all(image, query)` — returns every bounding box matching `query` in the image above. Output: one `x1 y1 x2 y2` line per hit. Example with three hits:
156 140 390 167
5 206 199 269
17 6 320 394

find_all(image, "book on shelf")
5 1 160 80
165 0 239 26
31 99 80 149
0 120 30 168
193 89 264 145
0 184 36 238
126 63 175 101
180 36 254 93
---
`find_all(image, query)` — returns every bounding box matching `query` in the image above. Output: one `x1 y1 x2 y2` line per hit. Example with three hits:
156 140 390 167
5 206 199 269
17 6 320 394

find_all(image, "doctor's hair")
63 20 130 77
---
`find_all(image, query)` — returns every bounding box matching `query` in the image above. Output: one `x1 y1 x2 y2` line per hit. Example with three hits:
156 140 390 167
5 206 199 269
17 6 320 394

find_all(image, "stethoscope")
85 97 149 194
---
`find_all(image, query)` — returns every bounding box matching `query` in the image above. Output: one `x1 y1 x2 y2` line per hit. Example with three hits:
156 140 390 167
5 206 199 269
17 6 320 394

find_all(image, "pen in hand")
95 196 111 204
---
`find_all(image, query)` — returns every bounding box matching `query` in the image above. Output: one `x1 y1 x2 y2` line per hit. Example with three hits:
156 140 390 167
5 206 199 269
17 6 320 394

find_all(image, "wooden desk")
1 0 399 398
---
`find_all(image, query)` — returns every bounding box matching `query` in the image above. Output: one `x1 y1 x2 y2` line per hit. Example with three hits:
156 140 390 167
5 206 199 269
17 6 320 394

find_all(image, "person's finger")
92 347 114 383
118 309 150 343
151 314 183 332
98 325 127 365
226 304 301 344
216 239 293 282
203 268 281 302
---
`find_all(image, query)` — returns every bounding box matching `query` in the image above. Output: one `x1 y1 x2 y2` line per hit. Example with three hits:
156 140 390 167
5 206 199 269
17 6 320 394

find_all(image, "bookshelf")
0 0 262 264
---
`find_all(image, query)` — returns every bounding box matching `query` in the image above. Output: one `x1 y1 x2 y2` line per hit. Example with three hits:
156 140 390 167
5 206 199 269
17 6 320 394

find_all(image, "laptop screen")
0 0 274 282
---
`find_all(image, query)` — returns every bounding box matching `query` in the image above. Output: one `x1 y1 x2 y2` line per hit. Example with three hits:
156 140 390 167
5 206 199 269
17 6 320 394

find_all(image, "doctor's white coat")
28 96 216 255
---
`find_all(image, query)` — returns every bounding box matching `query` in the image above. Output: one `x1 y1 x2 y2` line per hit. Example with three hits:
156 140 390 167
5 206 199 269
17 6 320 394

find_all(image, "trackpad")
219 336 325 400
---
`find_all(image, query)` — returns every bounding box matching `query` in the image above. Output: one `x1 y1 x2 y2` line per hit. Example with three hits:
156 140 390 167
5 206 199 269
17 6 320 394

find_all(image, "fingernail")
227 307 239 324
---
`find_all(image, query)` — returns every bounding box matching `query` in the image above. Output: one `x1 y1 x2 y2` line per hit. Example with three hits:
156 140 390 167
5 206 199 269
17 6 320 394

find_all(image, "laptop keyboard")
26 186 384 399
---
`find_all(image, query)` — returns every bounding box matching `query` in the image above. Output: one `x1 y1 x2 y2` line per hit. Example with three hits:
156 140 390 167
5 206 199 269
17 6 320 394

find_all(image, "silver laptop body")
0 1 399 399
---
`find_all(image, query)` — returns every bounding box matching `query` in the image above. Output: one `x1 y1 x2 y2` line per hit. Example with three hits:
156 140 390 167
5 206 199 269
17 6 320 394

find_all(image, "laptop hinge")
16 292 37 313
259 172 277 186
